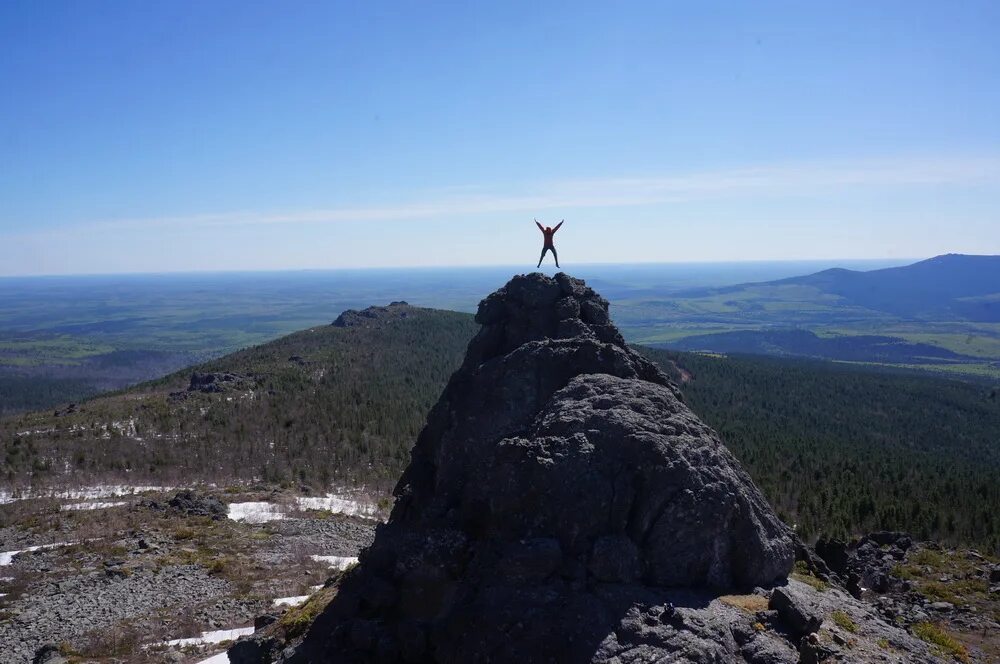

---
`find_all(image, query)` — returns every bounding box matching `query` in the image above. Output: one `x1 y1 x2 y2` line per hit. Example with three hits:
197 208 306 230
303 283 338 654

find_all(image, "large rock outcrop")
260 273 942 663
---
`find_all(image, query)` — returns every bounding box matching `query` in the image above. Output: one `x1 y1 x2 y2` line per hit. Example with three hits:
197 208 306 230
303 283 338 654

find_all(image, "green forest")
640 348 1000 553
2 309 998 552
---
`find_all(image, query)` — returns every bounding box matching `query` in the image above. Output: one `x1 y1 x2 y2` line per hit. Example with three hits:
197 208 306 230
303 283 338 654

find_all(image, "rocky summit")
252 273 945 663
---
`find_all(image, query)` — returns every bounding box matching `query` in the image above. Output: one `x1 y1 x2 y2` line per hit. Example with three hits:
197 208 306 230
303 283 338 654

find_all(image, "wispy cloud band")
13 154 1000 236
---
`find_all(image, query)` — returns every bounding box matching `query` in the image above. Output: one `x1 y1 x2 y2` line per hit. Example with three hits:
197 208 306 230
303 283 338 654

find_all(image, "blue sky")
1 1 998 275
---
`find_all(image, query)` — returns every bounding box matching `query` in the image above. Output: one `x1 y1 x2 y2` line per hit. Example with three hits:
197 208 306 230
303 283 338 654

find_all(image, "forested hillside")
640 347 1000 552
1 305 478 490
3 306 998 551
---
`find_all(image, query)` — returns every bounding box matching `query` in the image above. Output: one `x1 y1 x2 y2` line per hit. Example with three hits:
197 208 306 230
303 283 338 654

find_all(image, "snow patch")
296 493 379 519
311 555 358 570
1 542 75 566
273 595 309 607
164 626 254 648
61 500 128 511
195 653 231 664
227 502 285 523
0 485 173 504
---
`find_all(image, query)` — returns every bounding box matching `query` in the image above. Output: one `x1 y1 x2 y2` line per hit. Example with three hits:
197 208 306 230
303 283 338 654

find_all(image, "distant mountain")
649 255 1000 373
694 254 1000 322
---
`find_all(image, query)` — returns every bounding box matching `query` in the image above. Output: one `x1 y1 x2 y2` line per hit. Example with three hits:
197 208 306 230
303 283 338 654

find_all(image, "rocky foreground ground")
0 487 379 663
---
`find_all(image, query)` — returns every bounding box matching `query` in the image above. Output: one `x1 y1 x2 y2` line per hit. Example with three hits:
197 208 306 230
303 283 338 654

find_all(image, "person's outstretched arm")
535 218 544 232
553 220 564 232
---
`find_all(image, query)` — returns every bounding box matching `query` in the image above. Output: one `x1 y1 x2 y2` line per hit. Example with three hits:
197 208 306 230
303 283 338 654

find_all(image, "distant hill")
647 255 1000 375
683 254 1000 322
0 304 479 490
770 254 1000 321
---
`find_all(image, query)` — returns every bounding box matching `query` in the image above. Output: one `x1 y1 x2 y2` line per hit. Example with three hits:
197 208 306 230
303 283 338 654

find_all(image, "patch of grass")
893 548 992 607
912 622 970 663
831 610 858 633
910 549 946 567
791 572 829 592
278 586 338 639
719 594 769 613
791 563 829 592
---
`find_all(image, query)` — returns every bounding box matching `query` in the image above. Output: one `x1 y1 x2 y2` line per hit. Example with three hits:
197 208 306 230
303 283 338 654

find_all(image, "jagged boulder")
332 301 413 328
276 274 794 662
187 371 252 393
167 489 227 520
262 274 940 663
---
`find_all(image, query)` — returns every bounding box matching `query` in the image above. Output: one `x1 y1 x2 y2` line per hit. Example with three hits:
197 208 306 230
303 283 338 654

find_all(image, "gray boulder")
769 585 824 637
265 274 938 664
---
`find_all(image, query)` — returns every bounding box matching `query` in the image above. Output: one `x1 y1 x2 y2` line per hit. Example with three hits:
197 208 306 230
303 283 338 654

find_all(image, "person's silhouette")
535 218 563 268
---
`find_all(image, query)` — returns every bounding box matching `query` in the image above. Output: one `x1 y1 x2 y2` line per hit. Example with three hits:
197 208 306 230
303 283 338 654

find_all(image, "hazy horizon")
0 256 924 280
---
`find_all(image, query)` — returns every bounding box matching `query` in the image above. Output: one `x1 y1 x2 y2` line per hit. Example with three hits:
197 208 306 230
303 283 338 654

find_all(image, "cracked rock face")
284 273 798 662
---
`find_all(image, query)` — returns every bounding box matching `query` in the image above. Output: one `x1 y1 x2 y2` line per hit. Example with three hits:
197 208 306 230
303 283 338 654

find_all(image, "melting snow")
311 555 358 570
195 653 231 664
164 626 254 647
273 595 309 607
227 502 285 523
295 493 379 519
0 485 173 504
60 501 128 511
1 542 75 566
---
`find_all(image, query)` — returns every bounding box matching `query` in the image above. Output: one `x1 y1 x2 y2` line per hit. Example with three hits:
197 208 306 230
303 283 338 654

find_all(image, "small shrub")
207 558 228 575
173 526 196 540
831 610 858 633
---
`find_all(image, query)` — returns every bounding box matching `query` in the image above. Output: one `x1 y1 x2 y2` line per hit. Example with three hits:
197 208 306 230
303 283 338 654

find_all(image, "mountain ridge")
678 253 1000 321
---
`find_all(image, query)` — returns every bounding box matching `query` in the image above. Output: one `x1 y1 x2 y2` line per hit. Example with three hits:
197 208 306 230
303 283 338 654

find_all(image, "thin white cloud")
9 154 1000 237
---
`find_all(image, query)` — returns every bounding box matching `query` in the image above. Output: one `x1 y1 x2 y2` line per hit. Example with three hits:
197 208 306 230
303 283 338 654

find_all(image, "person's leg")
552 247 559 268
537 247 548 267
